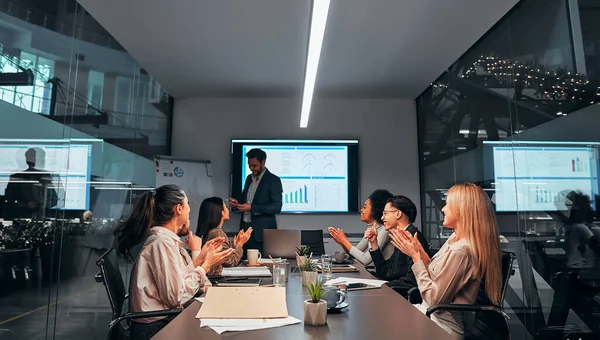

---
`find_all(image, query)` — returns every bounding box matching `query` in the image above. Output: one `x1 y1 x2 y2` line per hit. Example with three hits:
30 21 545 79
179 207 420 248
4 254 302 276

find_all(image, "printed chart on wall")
242 145 349 212
487 142 599 212
155 156 214 233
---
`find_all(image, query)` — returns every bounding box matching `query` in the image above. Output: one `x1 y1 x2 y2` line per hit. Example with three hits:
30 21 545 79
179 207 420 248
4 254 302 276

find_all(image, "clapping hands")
234 227 253 247
389 228 429 264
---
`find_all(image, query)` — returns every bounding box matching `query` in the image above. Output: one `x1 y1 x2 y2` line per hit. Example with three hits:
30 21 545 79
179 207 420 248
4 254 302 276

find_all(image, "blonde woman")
390 183 502 336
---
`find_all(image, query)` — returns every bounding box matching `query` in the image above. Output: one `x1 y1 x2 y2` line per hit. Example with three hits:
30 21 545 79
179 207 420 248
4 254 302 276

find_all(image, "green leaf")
306 280 326 303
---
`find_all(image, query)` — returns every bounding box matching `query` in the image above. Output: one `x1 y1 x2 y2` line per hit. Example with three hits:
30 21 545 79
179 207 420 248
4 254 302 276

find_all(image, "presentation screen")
0 140 92 210
483 141 599 212
231 139 359 213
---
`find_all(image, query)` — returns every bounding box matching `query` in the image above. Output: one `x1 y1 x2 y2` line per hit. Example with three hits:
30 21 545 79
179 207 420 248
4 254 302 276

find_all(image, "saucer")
327 302 349 313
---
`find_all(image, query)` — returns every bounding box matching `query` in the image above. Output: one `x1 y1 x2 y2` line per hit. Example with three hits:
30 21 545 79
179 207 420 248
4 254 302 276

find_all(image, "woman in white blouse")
114 184 235 340
329 189 395 265
391 183 502 337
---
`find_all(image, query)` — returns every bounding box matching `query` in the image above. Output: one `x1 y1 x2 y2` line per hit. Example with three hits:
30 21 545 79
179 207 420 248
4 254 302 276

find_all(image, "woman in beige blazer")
390 183 502 337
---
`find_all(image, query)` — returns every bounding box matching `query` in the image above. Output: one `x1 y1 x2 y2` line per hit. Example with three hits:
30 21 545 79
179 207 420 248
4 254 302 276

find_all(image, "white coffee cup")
247 249 262 265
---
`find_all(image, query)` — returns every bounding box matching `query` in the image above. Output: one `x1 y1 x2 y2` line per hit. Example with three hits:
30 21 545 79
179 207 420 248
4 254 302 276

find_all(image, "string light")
457 55 600 105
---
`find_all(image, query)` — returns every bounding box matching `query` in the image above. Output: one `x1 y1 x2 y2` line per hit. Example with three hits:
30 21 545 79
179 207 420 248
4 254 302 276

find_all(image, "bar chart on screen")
284 185 308 204
490 144 599 212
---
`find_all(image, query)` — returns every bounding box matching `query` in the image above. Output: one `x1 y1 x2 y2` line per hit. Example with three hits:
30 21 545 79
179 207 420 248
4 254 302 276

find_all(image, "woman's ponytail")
115 191 156 259
114 185 186 259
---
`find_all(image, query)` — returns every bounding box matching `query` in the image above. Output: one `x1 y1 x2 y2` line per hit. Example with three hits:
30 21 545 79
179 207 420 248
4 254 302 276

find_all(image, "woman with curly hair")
329 189 394 265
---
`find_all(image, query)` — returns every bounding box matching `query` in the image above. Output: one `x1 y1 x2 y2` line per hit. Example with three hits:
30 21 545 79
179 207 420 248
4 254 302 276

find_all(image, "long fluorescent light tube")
300 0 331 128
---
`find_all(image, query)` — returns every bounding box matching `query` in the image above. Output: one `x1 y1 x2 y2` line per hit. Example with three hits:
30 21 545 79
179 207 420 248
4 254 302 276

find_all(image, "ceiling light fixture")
300 0 331 128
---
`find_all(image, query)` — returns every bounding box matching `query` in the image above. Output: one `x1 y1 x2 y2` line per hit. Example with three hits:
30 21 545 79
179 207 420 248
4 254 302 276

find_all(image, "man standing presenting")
229 148 283 254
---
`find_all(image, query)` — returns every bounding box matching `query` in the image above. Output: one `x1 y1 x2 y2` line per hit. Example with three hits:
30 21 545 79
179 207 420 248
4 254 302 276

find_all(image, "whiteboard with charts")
154 156 214 234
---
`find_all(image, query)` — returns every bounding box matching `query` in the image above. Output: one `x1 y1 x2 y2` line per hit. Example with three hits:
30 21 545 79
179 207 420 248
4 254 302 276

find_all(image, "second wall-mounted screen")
484 141 599 212
231 139 359 213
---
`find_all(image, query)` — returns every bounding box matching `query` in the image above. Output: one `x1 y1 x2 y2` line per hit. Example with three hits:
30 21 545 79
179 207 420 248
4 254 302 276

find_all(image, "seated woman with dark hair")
329 189 395 266
196 197 252 276
114 185 234 340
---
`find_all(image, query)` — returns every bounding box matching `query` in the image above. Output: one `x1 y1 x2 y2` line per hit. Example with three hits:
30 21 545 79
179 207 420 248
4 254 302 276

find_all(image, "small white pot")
302 271 319 286
304 299 327 326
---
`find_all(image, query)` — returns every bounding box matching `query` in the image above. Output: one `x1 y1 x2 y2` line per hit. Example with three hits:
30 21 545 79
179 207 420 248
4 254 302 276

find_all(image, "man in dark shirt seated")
367 195 430 296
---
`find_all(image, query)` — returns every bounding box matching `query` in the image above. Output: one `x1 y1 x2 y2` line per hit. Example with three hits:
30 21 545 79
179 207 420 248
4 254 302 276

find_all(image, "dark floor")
0 249 113 340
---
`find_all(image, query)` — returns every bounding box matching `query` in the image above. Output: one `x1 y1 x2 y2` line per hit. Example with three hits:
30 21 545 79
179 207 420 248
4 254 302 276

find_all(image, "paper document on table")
196 287 288 319
222 266 272 277
324 277 388 287
195 297 205 303
200 316 301 334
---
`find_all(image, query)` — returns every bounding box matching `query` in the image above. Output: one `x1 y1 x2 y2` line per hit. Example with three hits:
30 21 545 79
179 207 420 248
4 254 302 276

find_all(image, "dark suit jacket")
238 169 283 242
4 168 58 218
369 224 430 281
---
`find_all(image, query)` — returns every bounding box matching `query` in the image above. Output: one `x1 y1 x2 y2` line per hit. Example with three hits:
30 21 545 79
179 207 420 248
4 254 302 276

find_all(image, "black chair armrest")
109 308 183 332
126 309 183 320
407 287 421 304
94 270 103 283
426 304 509 319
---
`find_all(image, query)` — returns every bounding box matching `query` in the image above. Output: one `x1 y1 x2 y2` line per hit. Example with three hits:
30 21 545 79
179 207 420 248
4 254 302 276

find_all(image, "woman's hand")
201 248 235 273
364 226 378 249
199 237 224 260
328 227 352 251
186 231 203 251
389 228 428 264
234 228 253 247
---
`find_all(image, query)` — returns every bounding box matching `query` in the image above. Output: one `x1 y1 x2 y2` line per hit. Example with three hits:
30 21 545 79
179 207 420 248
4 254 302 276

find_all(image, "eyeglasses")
382 209 399 215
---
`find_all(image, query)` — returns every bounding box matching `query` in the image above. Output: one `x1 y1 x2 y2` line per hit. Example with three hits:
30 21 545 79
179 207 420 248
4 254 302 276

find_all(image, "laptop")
263 229 301 258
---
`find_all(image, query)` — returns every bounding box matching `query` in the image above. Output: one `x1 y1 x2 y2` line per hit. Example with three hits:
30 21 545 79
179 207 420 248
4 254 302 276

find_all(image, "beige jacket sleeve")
411 248 474 306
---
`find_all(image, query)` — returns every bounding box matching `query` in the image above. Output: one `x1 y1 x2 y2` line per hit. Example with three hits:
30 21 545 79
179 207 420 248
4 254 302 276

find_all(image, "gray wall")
171 97 420 235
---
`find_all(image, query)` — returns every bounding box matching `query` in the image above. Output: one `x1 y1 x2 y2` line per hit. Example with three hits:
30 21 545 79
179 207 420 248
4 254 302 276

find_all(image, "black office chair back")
464 251 516 340
95 249 126 321
301 230 325 256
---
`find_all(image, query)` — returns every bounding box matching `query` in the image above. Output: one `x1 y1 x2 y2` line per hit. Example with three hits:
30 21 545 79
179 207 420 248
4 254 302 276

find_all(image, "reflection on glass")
417 1 600 338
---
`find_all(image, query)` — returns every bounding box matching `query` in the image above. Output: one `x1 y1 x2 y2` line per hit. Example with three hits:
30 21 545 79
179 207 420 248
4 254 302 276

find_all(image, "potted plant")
300 257 318 286
304 280 327 326
295 245 310 266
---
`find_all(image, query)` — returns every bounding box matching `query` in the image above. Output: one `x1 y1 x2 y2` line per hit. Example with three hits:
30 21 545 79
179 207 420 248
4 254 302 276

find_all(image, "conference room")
1 0 600 340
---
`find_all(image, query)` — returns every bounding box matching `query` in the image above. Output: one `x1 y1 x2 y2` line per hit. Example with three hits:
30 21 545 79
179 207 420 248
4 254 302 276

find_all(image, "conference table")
153 261 453 340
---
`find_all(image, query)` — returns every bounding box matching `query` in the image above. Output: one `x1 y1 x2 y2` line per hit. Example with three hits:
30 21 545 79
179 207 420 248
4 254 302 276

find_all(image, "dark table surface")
153 262 452 340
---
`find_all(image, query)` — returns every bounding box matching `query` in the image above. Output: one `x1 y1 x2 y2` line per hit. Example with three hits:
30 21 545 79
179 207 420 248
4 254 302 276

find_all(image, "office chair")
301 230 325 256
409 251 516 340
95 249 182 340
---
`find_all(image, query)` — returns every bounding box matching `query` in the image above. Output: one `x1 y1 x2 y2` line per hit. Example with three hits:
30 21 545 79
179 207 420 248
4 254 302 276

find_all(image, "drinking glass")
321 254 333 281
273 259 289 287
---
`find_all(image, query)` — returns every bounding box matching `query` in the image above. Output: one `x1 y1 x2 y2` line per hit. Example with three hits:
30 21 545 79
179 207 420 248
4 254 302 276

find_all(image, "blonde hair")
446 183 502 306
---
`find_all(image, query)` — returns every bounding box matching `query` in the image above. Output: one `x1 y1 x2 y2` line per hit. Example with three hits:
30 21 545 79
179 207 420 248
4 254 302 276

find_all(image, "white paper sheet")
324 277 388 287
195 297 205 303
221 266 272 277
199 316 301 334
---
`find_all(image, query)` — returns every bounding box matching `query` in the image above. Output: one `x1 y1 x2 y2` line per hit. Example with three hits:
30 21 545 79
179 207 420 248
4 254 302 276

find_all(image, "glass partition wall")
417 0 600 338
0 1 166 339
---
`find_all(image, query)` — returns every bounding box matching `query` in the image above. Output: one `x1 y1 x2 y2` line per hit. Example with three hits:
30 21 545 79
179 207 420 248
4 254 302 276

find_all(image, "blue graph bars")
285 185 309 204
